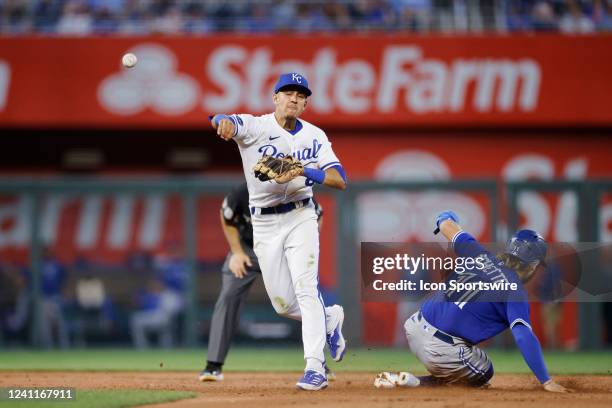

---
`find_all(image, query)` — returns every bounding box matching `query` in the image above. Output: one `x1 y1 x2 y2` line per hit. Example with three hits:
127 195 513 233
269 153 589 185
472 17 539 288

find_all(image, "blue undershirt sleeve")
511 323 550 384
329 164 347 182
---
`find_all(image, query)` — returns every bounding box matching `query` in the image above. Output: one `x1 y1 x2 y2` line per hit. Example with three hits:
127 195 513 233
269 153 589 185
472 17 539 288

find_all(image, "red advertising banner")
0 35 611 128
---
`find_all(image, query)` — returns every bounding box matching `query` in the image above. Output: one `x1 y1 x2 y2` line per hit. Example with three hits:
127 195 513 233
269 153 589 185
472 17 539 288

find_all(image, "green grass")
0 389 196 408
0 348 610 375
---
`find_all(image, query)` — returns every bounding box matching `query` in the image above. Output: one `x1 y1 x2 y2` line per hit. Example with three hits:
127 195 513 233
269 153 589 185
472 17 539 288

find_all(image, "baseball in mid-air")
122 53 137 68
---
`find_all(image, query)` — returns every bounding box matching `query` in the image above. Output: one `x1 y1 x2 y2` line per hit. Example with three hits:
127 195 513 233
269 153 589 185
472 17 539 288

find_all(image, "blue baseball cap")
274 72 312 97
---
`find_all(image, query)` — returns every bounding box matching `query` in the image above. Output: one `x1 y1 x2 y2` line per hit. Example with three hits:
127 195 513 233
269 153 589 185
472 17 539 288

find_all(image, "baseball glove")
253 155 303 182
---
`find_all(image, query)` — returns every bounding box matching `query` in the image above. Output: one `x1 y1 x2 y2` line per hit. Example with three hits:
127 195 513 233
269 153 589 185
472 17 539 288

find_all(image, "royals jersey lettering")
228 113 341 208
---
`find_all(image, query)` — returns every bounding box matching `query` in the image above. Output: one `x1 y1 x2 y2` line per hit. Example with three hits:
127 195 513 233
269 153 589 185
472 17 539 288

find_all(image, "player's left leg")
252 214 302 320
283 207 328 390
403 312 493 388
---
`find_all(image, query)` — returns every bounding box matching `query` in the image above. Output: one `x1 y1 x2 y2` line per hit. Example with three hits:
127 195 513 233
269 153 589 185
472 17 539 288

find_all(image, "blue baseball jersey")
421 231 531 344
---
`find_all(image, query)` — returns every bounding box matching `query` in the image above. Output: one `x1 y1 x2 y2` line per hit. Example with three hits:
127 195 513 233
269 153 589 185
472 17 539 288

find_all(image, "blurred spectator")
183 2 213 34
1 0 32 34
392 0 431 31
559 0 595 33
151 5 183 34
32 0 63 33
56 0 93 35
430 0 455 32
308 2 336 31
241 3 275 33
154 242 188 300
211 0 239 32
594 0 612 30
271 0 297 31
1 250 69 348
125 249 153 272
130 242 187 348
2 262 30 342
71 258 118 346
506 1 531 32
89 0 125 14
531 1 559 31
39 247 70 348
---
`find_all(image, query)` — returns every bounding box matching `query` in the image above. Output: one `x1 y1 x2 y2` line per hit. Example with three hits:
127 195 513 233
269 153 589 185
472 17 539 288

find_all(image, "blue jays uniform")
405 230 550 386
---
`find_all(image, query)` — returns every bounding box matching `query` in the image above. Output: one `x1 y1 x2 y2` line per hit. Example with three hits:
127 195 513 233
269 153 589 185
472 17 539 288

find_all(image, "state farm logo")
204 45 542 115
96 43 542 118
97 44 200 116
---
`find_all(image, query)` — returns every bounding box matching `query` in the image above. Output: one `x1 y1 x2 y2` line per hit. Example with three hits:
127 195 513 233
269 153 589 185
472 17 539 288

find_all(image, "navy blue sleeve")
511 323 550 384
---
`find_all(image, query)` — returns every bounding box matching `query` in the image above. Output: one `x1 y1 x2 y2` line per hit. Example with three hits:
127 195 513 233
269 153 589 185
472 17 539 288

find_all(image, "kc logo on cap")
274 72 312 97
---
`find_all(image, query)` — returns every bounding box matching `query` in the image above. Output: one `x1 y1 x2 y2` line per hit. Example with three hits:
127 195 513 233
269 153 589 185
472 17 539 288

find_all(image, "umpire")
199 183 327 381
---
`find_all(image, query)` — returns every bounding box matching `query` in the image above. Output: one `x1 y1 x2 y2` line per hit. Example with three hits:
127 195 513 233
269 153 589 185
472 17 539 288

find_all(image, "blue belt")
418 311 455 345
253 198 311 215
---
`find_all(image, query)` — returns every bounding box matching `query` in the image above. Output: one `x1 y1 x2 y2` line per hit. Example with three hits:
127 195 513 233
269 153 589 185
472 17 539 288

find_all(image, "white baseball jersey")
225 111 344 372
228 113 341 208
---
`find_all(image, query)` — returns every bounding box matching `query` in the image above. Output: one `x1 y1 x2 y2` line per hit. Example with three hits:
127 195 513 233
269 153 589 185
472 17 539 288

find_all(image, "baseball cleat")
324 364 336 381
295 370 328 391
326 305 346 362
374 372 420 388
374 372 396 389
198 368 224 382
397 372 420 387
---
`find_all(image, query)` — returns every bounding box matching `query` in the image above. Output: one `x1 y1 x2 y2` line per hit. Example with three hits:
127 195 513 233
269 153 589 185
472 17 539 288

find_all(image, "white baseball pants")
252 204 328 366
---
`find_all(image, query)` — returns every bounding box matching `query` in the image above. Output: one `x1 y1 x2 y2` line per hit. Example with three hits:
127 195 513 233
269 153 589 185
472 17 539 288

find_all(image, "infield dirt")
1 372 611 407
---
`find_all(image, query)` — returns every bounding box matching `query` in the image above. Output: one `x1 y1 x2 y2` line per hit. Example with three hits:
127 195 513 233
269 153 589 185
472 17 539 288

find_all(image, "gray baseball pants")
404 311 494 386
206 250 259 364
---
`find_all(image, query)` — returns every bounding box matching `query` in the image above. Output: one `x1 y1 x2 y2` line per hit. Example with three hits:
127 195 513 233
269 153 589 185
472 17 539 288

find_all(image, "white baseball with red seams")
121 53 137 68
229 112 344 374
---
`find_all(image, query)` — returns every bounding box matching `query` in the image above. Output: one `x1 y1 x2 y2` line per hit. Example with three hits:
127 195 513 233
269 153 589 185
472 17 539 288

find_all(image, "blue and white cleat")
326 305 346 362
296 370 328 391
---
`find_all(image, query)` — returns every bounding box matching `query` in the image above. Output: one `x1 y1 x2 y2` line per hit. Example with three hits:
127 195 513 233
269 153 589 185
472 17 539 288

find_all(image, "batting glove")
434 210 459 235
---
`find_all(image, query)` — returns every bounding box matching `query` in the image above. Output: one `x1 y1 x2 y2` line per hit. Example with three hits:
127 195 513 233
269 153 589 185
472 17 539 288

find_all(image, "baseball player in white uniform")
210 72 347 391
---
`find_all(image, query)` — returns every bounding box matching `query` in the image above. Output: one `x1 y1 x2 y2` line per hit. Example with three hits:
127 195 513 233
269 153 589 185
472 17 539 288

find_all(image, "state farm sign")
0 35 610 127
203 45 540 115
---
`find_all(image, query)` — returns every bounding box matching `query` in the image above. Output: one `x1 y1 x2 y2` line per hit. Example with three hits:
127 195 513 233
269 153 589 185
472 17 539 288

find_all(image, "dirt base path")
1 372 611 408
